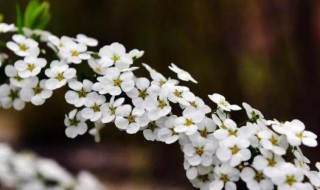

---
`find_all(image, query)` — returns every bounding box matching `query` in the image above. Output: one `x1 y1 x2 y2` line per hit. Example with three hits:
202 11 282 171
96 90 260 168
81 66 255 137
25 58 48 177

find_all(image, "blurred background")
1 0 320 189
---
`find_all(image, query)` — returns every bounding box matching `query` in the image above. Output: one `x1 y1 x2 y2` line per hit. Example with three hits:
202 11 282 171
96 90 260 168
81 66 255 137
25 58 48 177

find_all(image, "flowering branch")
1 22 320 190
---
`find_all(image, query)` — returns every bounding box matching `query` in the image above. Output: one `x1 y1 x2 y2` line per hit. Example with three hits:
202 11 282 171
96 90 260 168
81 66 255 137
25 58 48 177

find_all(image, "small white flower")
157 116 180 144
45 60 76 90
65 79 93 107
258 130 288 155
14 57 46 78
20 77 53 106
209 164 240 190
242 102 264 122
0 23 15 33
6 34 39 57
75 171 105 190
48 35 73 51
0 84 25 110
213 119 254 142
252 151 285 175
89 120 105 143
168 86 196 106
209 93 241 111
240 167 273 190
60 39 90 64
129 49 144 59
144 95 171 121
174 107 205 135
5 65 27 87
183 138 216 166
81 92 106 121
23 28 52 42
64 109 88 138
285 119 317 147
0 53 8 67
88 58 109 75
100 96 125 123
76 34 98 47
190 117 217 142
216 136 251 167
115 104 149 134
99 42 133 70
268 163 313 190
92 67 135 95
169 63 198 83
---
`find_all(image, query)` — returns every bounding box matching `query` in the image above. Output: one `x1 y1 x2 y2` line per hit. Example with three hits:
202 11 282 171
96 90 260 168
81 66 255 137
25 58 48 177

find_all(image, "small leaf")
16 4 23 34
0 14 3 22
24 0 40 27
24 0 51 30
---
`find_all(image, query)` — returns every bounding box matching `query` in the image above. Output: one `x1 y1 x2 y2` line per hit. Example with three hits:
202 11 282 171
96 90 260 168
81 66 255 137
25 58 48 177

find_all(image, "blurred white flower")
209 93 241 111
7 34 39 57
169 63 198 83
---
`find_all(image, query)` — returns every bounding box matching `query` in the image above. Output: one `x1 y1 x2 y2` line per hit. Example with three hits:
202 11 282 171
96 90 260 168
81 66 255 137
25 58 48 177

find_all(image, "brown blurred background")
1 0 320 189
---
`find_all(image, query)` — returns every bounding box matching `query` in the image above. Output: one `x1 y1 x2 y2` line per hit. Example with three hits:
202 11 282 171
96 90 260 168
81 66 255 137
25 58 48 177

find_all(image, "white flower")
0 23 15 33
168 86 196 106
213 119 254 142
76 34 98 47
48 35 73 51
242 102 264 122
157 116 180 144
190 117 217 142
209 164 240 190
20 77 53 105
115 104 149 134
252 150 285 176
45 60 76 90
65 79 93 107
89 120 105 143
75 171 105 190
258 130 288 155
174 107 205 135
36 158 74 187
169 63 198 83
4 65 28 87
14 57 46 78
142 122 161 141
60 39 90 64
267 119 287 135
0 53 8 67
285 119 317 147
208 93 241 111
64 109 88 138
6 34 39 57
99 42 133 70
144 95 171 121
240 167 273 190
129 49 144 59
23 28 52 42
183 138 216 166
88 58 109 75
216 136 251 167
0 84 25 110
268 163 313 190
100 96 125 123
92 67 134 95
81 92 106 122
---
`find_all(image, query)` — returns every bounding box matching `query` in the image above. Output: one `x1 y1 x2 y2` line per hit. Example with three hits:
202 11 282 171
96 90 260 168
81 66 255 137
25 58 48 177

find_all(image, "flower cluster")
1 23 320 190
0 143 106 190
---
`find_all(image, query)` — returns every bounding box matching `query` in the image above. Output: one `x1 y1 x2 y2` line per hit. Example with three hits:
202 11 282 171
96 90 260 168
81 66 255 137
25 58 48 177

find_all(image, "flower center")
270 136 278 146
254 172 265 182
200 129 209 138
220 174 229 183
9 89 19 100
296 133 304 139
111 54 120 62
78 88 87 98
285 175 296 186
19 44 28 51
195 147 204 156
185 119 193 127
128 114 136 124
190 101 198 108
27 64 36 72
138 89 148 99
173 90 183 98
113 78 122 86
109 106 116 115
159 79 166 86
69 118 80 127
56 73 64 81
158 99 167 109
228 130 237 136
32 85 43 94
71 50 79 57
14 74 23 82
219 100 230 107
230 145 240 154
91 104 100 112
267 157 277 167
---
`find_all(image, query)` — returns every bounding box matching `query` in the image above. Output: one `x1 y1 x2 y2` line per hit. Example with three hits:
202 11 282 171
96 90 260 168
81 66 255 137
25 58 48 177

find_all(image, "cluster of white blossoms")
0 143 106 190
1 23 320 190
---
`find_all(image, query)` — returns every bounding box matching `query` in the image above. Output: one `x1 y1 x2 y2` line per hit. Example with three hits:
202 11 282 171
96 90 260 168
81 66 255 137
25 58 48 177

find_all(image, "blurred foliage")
24 0 50 30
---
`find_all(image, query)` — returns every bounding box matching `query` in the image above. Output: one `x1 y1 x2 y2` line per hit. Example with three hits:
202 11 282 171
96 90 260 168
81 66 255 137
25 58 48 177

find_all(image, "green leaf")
24 0 51 30
24 0 40 27
0 14 3 22
16 4 24 34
